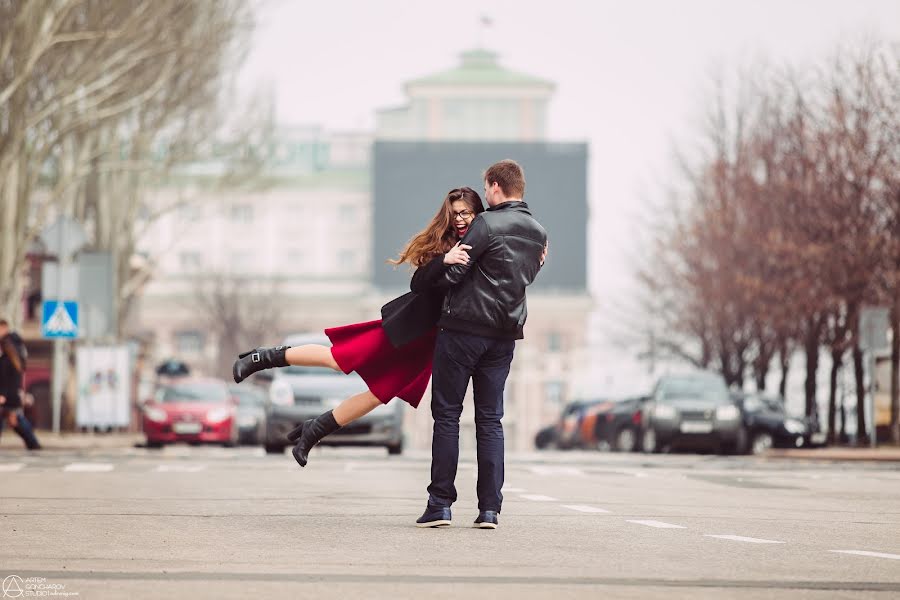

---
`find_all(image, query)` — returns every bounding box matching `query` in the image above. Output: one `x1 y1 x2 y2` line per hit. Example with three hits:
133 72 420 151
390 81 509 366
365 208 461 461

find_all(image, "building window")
179 252 202 272
174 330 205 355
230 204 253 222
545 381 565 406
338 204 355 223
547 331 563 353
339 250 355 270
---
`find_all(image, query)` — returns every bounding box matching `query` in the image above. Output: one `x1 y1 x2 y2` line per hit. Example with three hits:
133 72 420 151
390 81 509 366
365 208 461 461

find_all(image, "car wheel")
264 443 285 455
750 431 774 455
615 428 637 452
146 440 164 449
641 427 659 454
723 426 748 455
387 441 403 456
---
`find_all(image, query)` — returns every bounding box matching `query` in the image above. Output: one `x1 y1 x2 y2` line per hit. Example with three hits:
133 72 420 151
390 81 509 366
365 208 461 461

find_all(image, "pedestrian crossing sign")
42 300 79 338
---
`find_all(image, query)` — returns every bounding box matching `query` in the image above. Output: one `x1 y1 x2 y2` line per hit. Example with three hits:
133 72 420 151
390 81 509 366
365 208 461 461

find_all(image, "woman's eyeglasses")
453 210 474 219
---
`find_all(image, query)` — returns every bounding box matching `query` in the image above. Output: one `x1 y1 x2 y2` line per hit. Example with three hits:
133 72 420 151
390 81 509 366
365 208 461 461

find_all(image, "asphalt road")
1 445 899 600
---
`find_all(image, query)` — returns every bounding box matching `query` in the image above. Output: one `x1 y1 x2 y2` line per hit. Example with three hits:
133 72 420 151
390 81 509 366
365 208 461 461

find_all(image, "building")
373 49 592 452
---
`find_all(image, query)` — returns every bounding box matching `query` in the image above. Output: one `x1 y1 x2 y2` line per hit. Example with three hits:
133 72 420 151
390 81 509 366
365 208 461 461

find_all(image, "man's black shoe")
473 511 499 529
416 506 451 528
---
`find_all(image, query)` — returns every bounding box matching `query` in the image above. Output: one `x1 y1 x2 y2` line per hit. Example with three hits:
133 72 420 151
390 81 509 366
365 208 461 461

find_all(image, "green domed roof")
406 49 554 89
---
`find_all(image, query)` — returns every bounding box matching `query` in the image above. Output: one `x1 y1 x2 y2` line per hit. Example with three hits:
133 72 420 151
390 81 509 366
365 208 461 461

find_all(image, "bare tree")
193 274 285 380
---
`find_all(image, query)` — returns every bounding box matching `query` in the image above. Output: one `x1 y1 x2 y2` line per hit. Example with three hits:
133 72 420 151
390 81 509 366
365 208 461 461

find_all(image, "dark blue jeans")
427 329 515 513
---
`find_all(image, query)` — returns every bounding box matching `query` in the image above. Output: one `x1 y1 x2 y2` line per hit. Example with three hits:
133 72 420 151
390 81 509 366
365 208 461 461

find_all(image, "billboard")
76 345 131 427
372 141 588 291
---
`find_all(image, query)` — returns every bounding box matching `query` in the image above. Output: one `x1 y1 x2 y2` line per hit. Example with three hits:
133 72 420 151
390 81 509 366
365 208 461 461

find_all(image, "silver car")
640 371 743 455
262 333 404 455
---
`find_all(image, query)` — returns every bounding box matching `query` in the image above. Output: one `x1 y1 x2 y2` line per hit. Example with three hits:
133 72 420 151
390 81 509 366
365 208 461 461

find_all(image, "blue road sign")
42 300 79 338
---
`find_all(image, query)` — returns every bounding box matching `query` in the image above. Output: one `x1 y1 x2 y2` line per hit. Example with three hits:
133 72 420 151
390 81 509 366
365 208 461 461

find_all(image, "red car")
142 378 239 448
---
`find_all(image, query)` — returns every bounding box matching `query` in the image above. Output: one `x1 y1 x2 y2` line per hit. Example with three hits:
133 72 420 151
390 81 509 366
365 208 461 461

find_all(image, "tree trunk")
827 348 843 445
804 318 821 420
891 298 900 445
852 343 867 446
778 342 790 398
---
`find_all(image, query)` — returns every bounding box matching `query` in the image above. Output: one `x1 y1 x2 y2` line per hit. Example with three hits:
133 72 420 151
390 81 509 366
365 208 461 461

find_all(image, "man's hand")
0 395 6 405
540 241 549 267
444 241 472 266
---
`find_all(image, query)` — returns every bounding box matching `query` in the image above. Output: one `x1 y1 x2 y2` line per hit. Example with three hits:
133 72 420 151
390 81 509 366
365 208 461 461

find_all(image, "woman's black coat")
380 255 446 348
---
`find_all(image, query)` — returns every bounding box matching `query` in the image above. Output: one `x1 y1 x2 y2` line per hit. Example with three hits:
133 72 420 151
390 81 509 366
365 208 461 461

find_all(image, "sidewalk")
765 446 900 462
0 430 144 451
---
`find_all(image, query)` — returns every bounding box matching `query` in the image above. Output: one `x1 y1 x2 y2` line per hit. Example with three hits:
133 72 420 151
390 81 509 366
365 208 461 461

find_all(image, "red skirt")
325 319 437 408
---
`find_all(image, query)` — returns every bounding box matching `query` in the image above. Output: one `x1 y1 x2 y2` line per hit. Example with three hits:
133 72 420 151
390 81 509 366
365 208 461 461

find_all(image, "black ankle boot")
291 410 341 467
232 345 290 383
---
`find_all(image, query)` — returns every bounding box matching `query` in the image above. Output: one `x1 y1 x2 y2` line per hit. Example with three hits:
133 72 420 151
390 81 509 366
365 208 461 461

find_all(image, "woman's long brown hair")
1 336 22 373
390 187 484 268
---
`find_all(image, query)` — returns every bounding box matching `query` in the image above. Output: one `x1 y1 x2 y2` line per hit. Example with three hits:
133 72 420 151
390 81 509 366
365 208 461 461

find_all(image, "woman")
0 328 41 450
232 187 484 467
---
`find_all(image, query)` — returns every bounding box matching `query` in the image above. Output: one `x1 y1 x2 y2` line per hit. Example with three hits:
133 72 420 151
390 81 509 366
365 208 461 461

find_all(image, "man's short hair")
484 159 526 198
0 318 8 327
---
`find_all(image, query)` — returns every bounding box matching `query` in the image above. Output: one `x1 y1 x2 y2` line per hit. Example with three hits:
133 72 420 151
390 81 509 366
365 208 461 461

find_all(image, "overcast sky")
241 0 900 391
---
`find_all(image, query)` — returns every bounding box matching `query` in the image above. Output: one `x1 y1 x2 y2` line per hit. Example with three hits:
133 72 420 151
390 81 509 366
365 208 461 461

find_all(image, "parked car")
555 399 608 449
228 384 267 445
595 396 650 452
575 400 617 449
640 372 743 455
730 392 824 454
534 424 558 450
263 333 404 455
143 378 238 448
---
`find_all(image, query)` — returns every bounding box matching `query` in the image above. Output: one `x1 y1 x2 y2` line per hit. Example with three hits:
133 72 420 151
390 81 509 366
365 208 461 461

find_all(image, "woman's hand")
540 241 549 267
443 241 472 266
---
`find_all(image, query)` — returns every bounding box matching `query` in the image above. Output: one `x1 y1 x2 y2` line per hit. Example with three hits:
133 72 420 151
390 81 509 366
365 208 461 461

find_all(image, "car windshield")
282 365 342 376
658 377 728 405
229 387 264 406
156 382 227 403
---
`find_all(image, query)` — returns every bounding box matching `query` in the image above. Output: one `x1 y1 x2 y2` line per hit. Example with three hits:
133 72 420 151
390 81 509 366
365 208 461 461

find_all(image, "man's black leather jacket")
435 201 547 340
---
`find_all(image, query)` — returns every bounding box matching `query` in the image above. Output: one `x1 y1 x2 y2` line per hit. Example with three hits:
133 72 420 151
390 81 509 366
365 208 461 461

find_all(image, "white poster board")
76 345 131 427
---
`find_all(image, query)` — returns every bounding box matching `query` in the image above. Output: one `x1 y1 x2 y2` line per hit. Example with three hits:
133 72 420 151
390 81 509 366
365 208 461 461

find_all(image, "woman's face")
450 199 476 238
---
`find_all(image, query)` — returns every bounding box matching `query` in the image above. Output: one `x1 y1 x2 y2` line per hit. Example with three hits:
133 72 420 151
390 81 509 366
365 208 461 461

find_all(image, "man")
0 318 41 450
417 160 547 530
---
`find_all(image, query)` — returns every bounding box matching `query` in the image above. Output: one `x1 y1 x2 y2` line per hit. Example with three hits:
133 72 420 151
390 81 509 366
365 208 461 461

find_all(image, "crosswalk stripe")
561 505 610 513
63 463 114 472
155 464 206 473
626 519 686 529
830 550 900 560
501 487 525 493
529 466 584 476
0 463 25 472
520 494 558 502
705 535 785 544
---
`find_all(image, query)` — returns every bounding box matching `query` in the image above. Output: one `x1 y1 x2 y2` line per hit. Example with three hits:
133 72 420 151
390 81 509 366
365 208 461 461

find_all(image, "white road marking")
705 535 785 544
0 463 24 472
501 487 526 493
529 465 584 476
830 550 900 561
561 505 610 514
520 494 559 502
155 464 206 473
63 463 114 472
613 469 648 478
627 520 687 529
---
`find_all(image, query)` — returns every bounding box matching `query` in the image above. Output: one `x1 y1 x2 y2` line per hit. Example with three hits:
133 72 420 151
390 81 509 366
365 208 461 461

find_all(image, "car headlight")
145 407 168 423
206 407 230 423
270 381 294 407
784 419 806 434
653 404 677 419
715 405 740 421
237 415 257 427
